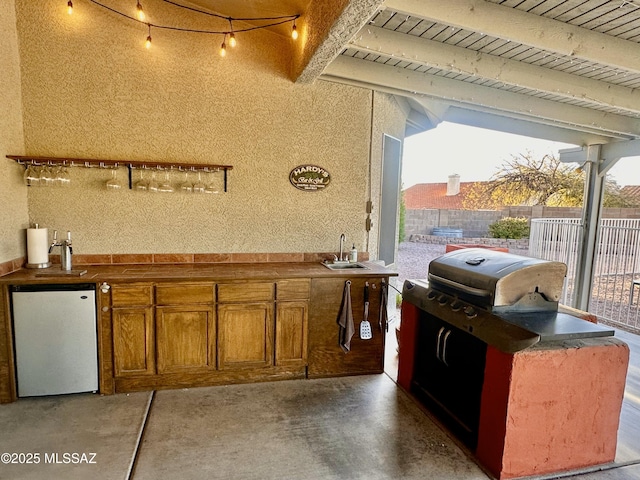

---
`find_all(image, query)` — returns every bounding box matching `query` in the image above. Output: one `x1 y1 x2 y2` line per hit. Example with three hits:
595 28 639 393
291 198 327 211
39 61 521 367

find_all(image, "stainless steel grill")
402 248 616 449
402 248 614 354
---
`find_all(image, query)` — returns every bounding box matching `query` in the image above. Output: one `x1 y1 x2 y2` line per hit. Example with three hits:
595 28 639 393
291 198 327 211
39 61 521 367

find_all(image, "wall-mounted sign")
289 165 331 191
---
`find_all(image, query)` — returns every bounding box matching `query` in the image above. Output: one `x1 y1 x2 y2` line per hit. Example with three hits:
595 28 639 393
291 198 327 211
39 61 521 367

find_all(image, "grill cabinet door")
411 311 487 449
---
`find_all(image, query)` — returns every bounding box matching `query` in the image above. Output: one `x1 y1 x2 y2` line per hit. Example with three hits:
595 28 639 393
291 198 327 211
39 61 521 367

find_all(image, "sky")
401 122 640 189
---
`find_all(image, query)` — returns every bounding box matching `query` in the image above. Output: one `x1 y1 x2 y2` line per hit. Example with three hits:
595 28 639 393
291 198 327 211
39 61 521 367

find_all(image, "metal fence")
529 218 640 333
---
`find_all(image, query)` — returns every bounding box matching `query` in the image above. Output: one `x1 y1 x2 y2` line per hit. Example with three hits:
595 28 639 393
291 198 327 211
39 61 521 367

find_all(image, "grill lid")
428 248 567 310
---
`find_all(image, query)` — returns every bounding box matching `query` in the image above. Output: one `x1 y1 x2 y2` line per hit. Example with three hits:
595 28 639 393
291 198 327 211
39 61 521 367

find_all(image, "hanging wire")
85 0 299 36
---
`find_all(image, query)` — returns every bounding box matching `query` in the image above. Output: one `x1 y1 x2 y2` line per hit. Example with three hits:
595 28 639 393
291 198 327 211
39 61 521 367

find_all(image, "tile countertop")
0 261 398 285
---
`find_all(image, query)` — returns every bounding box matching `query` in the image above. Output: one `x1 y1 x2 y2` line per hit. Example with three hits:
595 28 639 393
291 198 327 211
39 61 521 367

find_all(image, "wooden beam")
385 0 640 75
324 55 640 138
440 107 607 147
601 138 640 161
351 26 640 115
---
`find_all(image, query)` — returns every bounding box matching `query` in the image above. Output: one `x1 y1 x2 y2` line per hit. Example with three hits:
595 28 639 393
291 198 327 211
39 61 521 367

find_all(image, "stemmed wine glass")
134 169 148 191
147 171 159 192
40 165 55 187
158 170 174 193
54 165 71 187
193 171 205 193
23 165 40 186
179 171 193 193
204 170 221 194
106 168 122 190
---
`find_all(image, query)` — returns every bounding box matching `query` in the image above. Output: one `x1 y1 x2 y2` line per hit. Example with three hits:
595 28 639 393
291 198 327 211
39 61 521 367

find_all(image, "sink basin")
322 262 369 270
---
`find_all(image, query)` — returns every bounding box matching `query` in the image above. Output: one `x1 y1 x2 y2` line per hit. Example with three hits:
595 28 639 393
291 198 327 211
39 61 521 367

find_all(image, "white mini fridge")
11 283 98 397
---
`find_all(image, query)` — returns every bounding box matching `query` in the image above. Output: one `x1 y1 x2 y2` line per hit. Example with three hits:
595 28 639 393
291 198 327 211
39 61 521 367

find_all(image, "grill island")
398 248 630 479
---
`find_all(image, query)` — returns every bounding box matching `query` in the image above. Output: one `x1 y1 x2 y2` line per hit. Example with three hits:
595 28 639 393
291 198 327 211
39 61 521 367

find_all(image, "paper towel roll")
27 227 49 267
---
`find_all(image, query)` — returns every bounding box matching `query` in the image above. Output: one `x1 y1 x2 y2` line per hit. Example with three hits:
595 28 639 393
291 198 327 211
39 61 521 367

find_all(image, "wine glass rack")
6 155 233 192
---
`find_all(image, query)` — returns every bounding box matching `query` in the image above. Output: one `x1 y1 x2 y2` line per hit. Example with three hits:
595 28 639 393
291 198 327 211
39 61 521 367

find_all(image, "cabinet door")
112 307 155 376
218 303 274 369
308 277 386 377
411 312 487 448
156 305 216 374
275 301 308 367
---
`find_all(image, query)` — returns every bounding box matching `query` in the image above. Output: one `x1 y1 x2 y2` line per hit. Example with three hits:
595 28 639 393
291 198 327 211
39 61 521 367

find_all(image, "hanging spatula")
360 282 372 340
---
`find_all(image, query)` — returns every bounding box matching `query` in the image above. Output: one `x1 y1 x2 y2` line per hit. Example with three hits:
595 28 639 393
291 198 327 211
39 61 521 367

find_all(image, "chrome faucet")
339 233 346 262
49 230 73 271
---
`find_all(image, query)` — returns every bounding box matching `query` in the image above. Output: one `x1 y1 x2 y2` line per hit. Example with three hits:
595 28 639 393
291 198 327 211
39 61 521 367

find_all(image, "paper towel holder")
26 223 51 269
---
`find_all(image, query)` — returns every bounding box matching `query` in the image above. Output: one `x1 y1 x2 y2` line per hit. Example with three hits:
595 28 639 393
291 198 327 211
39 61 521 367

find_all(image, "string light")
67 0 73 14
74 0 300 57
136 1 145 21
228 19 237 47
220 34 227 57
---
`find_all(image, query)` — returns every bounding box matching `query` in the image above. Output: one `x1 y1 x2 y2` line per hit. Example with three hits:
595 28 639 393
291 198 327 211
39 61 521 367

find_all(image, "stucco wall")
0 0 28 265
14 0 406 256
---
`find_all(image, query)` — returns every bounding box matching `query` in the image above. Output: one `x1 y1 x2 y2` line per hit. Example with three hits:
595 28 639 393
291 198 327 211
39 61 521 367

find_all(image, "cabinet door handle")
436 327 445 361
441 330 452 367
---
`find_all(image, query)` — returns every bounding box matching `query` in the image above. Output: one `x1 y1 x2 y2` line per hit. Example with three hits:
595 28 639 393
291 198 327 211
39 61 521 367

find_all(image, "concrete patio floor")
0 325 638 480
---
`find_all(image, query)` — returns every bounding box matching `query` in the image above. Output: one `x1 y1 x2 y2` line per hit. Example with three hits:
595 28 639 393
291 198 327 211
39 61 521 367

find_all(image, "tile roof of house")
621 185 640 203
403 182 481 210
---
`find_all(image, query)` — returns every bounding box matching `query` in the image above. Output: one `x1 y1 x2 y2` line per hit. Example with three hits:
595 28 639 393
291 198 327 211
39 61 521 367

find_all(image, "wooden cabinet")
101 274 386 394
218 303 274 369
275 279 309 367
308 277 387 378
111 284 155 377
155 283 216 374
156 305 216 373
218 283 274 369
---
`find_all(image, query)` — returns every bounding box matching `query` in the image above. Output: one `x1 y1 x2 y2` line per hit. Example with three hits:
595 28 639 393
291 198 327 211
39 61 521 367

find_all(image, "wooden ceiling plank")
403 19 434 37
538 0 594 21
603 18 640 37
324 55 640 137
486 42 530 58
393 16 423 34
528 0 575 16
384 0 640 75
513 0 549 12
351 25 640 114
550 0 611 23
570 3 625 28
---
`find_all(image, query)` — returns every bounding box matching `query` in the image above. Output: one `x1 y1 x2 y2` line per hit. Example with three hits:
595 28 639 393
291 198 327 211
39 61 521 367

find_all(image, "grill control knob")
426 290 437 301
450 300 463 311
464 306 477 318
438 295 448 306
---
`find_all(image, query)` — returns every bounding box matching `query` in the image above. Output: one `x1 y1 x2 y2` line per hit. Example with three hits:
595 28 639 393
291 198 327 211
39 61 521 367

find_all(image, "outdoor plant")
488 217 530 239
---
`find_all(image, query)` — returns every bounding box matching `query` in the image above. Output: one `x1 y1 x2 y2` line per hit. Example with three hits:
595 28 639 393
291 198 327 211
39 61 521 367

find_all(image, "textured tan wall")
16 0 405 255
0 0 28 263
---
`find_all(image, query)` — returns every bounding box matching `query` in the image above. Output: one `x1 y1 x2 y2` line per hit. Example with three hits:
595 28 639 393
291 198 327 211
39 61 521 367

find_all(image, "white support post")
574 145 606 311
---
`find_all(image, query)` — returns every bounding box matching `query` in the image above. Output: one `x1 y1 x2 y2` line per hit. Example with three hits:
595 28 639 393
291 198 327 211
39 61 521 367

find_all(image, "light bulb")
292 23 298 40
220 41 227 57
137 2 145 21
67 0 73 15
145 35 152 49
229 33 237 48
